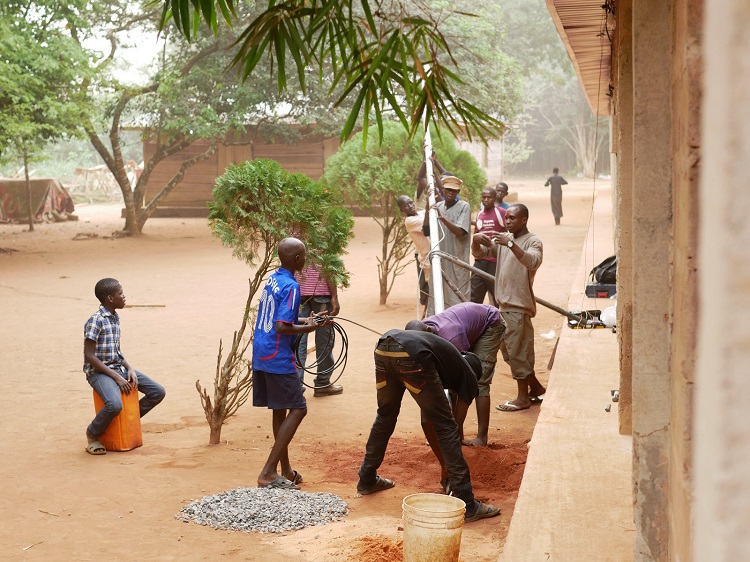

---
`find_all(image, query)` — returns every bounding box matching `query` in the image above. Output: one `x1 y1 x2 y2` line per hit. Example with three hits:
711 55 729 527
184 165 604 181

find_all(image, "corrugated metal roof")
546 0 613 116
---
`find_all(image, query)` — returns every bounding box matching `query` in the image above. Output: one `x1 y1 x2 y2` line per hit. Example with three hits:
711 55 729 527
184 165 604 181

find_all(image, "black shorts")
253 370 307 410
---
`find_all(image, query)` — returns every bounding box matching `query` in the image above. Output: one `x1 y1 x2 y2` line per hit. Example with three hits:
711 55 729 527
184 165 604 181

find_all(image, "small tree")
199 158 353 444
0 7 90 230
323 122 486 305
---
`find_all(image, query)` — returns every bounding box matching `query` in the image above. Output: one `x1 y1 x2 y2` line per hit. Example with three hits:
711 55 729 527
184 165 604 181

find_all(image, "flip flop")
85 440 106 455
530 394 546 404
292 470 303 485
465 501 500 522
357 476 395 496
259 476 299 490
496 401 531 412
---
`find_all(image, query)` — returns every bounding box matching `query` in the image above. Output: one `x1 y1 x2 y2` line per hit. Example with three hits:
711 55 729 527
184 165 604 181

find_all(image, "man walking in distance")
471 186 506 305
356 328 501 522
296 265 343 396
398 195 431 314
472 204 546 411
405 302 505 447
545 167 568 225
422 175 472 310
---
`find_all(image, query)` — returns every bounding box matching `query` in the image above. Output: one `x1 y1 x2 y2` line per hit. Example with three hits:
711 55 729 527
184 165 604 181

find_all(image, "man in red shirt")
470 187 506 305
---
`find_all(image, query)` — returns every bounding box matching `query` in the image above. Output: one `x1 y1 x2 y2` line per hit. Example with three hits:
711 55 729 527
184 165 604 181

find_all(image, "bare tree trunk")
22 149 34 232
376 212 411 305
122 189 141 237
208 422 223 446
379 224 389 305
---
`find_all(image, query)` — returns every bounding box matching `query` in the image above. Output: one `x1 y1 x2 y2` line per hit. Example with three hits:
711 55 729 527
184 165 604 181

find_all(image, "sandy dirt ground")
0 177 596 561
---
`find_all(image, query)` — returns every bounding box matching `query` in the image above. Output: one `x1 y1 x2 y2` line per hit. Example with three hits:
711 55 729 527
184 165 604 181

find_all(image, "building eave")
546 0 613 116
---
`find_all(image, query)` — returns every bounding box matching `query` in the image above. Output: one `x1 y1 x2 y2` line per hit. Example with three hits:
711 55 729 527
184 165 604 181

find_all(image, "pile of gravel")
176 487 349 533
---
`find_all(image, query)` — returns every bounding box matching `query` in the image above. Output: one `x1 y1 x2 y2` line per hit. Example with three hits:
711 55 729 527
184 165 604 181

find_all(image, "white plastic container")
402 493 466 562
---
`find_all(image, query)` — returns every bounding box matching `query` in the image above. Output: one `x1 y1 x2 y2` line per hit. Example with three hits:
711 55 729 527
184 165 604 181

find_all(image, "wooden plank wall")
143 134 502 214
143 136 340 210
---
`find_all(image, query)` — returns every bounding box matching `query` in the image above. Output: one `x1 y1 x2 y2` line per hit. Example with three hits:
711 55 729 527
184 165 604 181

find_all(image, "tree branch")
135 135 194 202
180 42 221 76
137 142 218 228
82 118 117 172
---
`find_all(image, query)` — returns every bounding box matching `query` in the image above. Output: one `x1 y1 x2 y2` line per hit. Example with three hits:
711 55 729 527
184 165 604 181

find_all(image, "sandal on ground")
496 401 531 412
259 476 299 490
85 440 106 455
292 470 303 485
357 476 396 496
465 501 500 522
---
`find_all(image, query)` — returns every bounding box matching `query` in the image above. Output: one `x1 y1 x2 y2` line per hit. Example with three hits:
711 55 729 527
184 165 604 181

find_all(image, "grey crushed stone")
176 487 349 533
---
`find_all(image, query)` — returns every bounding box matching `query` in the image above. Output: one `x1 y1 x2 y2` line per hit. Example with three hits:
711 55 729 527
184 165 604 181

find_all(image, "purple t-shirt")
422 302 501 352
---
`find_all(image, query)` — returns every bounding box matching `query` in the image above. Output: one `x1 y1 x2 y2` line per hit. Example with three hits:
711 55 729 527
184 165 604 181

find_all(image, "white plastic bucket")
402 493 466 562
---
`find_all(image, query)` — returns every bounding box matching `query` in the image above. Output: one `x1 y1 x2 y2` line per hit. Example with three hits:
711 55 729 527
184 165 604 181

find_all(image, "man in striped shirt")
296 265 343 397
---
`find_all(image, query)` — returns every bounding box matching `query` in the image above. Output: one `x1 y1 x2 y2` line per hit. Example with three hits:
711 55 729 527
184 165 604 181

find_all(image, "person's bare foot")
462 437 488 447
530 382 546 397
257 472 283 487
282 470 303 485
86 430 97 445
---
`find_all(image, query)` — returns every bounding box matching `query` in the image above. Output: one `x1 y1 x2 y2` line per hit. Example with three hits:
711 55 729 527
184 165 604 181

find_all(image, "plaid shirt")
83 305 124 376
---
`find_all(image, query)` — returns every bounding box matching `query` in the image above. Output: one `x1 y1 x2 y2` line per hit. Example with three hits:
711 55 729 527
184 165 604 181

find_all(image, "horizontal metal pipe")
429 250 586 322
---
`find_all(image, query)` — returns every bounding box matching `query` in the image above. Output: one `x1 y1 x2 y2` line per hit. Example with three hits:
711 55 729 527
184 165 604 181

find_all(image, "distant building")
143 132 503 217
142 134 340 217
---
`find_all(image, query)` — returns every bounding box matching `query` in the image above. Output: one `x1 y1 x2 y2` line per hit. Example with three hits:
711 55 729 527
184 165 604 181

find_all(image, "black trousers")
358 337 475 505
470 259 497 305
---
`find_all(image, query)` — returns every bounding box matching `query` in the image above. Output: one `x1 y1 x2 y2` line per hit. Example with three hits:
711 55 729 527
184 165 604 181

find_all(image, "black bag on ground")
590 255 617 284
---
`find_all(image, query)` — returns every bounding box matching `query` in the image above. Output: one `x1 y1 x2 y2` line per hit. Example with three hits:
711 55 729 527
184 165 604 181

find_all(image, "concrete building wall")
631 1 674 559
669 2 702 560
613 0 703 558
614 0 634 437
694 1 750 560
535 0 750 558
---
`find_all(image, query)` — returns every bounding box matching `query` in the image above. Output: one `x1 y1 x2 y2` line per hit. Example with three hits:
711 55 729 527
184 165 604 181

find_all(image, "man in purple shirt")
406 302 505 447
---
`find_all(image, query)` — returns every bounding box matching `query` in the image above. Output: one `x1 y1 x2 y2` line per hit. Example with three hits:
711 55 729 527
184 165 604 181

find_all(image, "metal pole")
423 125 445 314
432 250 593 323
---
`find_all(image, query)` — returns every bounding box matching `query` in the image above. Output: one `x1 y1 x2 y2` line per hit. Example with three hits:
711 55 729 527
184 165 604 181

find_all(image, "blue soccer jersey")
252 268 301 374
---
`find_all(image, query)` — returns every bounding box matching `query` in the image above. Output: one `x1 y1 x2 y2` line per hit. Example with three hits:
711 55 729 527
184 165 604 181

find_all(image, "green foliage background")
209 158 353 289
322 122 487 211
321 121 485 304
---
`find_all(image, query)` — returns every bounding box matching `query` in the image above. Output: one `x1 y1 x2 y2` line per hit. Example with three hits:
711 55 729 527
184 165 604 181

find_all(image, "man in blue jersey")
252 237 333 489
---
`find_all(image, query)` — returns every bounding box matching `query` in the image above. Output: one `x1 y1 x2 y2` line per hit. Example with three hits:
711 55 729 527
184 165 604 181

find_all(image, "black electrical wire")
293 317 383 389
294 320 349 389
